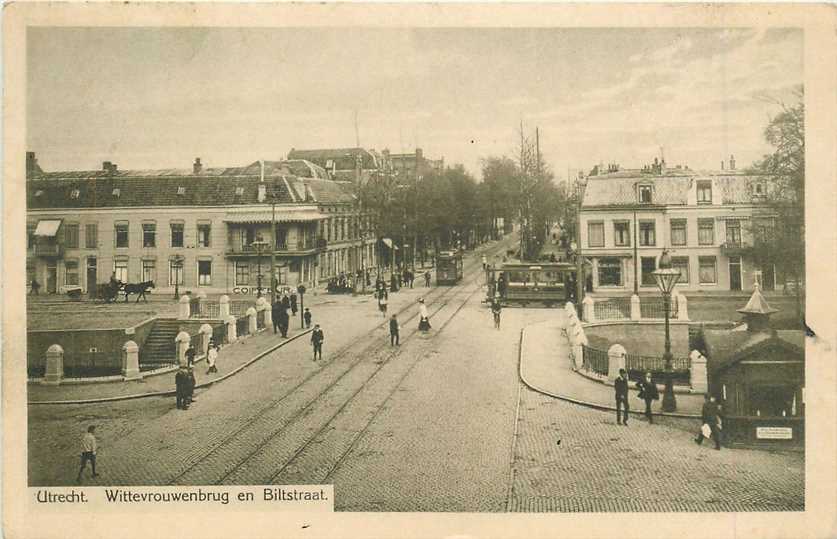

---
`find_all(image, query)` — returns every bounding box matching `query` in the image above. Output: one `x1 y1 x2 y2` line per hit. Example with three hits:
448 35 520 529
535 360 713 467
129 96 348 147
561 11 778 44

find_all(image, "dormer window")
34 190 44 197
697 180 712 204
638 185 652 204
754 182 765 196
177 186 186 195
70 189 80 199
112 188 120 197
235 186 245 196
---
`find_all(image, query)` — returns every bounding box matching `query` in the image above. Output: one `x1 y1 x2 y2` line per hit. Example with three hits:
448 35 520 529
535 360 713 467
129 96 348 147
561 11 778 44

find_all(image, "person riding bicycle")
490 295 502 329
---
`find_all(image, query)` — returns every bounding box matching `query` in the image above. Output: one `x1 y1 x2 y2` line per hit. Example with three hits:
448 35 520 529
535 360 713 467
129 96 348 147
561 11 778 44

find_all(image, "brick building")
579 160 779 294
25 155 377 297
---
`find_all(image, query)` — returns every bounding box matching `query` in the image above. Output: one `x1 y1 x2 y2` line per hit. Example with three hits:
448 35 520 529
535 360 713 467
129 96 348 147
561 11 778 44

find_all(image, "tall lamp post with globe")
652 249 681 412
251 236 269 299
172 254 185 300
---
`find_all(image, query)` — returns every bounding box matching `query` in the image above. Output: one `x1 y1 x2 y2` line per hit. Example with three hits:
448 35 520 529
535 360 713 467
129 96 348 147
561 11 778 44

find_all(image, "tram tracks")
167 238 511 486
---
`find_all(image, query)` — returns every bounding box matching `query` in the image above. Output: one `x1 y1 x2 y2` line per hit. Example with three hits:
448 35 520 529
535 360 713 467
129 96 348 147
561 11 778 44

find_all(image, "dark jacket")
311 329 324 345
272 302 281 315
614 376 629 399
701 400 720 423
303 311 312 323
175 370 189 392
389 319 399 334
185 347 196 366
637 379 660 401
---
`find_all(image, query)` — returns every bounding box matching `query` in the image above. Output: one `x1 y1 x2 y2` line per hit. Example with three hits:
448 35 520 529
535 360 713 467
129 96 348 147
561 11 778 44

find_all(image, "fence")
593 298 631 320
639 297 678 319
190 300 221 319
212 321 227 345
257 309 266 330
230 301 252 317
581 345 609 376
625 352 690 385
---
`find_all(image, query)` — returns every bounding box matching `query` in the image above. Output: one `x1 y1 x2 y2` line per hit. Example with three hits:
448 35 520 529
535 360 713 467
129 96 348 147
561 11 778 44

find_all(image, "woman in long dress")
418 299 431 331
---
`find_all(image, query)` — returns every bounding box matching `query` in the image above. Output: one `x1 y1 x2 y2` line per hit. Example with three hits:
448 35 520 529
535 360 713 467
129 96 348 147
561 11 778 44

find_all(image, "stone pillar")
219 294 230 319
247 307 257 335
582 296 595 323
690 350 708 393
630 294 641 321
607 344 626 383
571 324 587 371
199 324 213 356
42 344 64 385
121 340 141 380
178 295 191 320
226 315 237 343
175 331 191 367
677 293 689 321
564 301 575 319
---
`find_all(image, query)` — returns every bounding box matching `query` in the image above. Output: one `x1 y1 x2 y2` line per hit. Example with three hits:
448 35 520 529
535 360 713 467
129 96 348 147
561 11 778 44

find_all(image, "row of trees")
356 131 571 267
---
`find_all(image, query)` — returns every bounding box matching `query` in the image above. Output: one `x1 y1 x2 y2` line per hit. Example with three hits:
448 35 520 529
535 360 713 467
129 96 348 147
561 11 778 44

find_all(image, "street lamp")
172 254 185 300
652 249 681 412
251 235 269 299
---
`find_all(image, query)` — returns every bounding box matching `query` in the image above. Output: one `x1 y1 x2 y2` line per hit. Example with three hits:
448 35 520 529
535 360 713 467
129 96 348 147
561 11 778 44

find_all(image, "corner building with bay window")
579 167 779 295
25 155 376 297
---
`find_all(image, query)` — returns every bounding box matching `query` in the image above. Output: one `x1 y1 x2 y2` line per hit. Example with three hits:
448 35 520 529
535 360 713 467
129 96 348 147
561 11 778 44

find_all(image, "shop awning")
224 210 325 224
34 219 62 237
381 238 399 250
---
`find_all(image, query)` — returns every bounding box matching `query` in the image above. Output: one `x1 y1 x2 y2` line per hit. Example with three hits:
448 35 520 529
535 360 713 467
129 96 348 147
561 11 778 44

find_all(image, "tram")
435 250 464 285
487 262 575 307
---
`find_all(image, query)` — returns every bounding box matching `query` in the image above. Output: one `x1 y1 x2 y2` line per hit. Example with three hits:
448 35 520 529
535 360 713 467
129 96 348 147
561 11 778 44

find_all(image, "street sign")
756 426 793 440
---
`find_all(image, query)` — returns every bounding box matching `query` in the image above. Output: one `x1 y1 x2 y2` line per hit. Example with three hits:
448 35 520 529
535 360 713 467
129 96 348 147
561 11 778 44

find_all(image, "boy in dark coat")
636 372 660 423
310 324 324 360
175 367 190 410
614 368 629 425
303 307 312 328
389 315 400 346
695 395 722 450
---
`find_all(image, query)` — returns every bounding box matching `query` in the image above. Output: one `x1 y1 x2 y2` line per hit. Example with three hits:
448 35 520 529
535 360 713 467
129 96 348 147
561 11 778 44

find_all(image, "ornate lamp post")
652 249 681 412
172 254 185 300
251 236 269 299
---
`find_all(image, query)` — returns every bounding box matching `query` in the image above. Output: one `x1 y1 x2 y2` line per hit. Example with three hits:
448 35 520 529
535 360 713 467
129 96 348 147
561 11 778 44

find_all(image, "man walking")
76 425 99 482
615 368 629 426
695 394 722 450
424 270 432 287
636 372 660 423
185 343 196 367
278 305 289 338
272 300 282 334
303 307 312 329
175 366 190 409
311 324 324 361
389 315 400 346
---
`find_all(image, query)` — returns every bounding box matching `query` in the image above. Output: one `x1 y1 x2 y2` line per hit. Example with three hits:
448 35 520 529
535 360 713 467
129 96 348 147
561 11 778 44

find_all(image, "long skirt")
418 317 431 331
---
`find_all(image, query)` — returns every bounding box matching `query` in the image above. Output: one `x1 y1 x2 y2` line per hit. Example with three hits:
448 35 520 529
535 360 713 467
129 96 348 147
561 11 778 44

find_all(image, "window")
670 219 687 246
115 222 129 248
597 257 622 286
65 224 79 249
613 221 630 247
27 222 36 249
169 259 184 286
726 219 742 245
112 188 120 197
142 260 156 282
197 224 211 248
754 217 775 244
672 256 690 284
240 227 255 247
197 260 212 286
275 226 287 250
699 256 717 284
85 224 98 248
235 262 250 285
587 222 604 248
142 223 156 248
177 186 186 195
70 189 80 199
170 223 184 248
639 221 656 246
641 256 657 286
114 259 128 282
235 186 244 196
747 385 800 417
698 219 714 245
697 181 712 204
65 260 79 286
638 185 652 204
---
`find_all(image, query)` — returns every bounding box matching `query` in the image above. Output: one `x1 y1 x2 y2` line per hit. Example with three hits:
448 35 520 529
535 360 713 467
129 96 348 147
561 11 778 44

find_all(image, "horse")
122 280 155 303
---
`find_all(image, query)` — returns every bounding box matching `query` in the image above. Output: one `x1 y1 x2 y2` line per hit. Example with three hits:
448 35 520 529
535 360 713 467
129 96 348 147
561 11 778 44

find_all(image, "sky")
27 27 802 181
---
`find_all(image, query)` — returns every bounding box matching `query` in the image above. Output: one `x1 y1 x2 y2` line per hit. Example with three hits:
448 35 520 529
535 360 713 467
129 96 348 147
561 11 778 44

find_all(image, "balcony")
226 238 324 257
720 240 753 256
34 243 64 258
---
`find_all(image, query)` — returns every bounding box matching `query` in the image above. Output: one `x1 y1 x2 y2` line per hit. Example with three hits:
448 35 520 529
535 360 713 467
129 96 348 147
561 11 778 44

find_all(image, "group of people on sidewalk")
614 369 723 449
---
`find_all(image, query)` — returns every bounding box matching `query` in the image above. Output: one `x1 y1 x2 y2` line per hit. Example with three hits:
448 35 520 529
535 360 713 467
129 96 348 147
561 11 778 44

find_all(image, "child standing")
303 307 312 329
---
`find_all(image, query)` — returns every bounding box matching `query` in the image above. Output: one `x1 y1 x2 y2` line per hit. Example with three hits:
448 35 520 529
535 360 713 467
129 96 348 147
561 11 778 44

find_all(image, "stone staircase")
139 319 180 370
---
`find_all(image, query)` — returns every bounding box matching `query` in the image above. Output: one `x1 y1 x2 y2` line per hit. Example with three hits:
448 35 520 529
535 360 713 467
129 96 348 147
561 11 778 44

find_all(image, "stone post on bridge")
178 295 191 320
607 344 626 383
677 293 689 321
246 307 257 335
689 350 708 393
199 324 213 357
219 294 230 319
121 340 141 380
175 331 191 367
582 296 595 323
631 294 641 321
42 344 64 385
226 315 237 343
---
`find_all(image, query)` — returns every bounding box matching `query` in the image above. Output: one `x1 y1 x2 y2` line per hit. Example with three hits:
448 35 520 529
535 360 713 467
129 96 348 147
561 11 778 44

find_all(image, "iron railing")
236 315 249 337
639 297 678 319
625 352 690 385
581 345 609 376
593 298 631 320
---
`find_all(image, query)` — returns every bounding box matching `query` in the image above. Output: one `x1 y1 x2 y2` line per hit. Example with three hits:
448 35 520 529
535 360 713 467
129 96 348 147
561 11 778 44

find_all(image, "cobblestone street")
28 244 804 511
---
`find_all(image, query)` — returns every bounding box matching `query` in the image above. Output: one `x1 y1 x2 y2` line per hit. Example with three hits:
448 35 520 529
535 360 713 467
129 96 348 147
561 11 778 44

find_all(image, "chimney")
103 161 112 172
729 154 736 171
193 157 203 174
257 183 266 202
720 160 725 170
110 163 118 173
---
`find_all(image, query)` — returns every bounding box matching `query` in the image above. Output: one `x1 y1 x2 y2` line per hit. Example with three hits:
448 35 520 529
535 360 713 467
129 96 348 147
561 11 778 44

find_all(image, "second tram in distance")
487 261 575 307
435 250 464 285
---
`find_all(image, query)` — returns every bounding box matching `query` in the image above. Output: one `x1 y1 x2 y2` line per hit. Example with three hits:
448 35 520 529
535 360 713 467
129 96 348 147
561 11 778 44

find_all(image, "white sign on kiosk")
756 427 793 440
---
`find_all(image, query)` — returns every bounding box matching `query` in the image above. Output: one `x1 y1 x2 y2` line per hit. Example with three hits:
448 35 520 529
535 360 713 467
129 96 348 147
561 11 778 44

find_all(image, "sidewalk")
519 318 703 418
28 282 434 404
